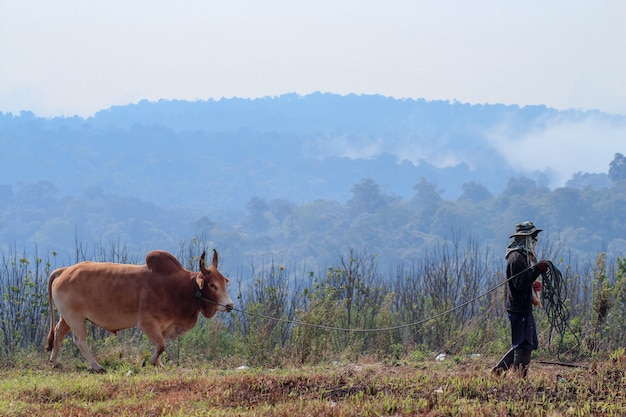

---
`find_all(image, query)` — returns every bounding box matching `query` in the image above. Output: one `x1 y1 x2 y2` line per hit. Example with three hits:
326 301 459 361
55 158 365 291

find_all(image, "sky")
1 1 625 119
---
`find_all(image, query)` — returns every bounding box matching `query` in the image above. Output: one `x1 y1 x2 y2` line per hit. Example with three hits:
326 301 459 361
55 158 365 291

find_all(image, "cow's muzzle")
195 291 234 313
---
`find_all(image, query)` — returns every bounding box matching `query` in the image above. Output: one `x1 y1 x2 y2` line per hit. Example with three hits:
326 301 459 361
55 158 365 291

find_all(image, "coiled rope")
541 261 581 360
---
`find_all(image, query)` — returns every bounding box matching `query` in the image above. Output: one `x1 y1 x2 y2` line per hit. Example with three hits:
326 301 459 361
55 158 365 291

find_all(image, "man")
492 221 548 377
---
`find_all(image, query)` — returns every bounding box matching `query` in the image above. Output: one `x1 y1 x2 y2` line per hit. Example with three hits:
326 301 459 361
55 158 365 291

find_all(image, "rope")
541 261 581 360
204 263 581 360
201 262 583 366
536 360 588 369
226 267 532 333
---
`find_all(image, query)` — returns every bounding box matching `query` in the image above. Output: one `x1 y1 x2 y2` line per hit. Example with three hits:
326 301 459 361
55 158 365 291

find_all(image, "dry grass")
1 355 624 416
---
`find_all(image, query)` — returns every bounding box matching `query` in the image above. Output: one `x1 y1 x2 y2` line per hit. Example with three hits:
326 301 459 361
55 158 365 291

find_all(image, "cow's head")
196 249 234 317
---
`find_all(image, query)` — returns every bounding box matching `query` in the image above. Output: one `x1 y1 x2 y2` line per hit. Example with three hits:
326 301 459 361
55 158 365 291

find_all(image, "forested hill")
92 93 567 134
1 93 621 209
1 93 625 269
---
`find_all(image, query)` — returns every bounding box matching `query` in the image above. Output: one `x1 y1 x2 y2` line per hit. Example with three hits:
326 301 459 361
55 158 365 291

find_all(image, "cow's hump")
145 250 185 275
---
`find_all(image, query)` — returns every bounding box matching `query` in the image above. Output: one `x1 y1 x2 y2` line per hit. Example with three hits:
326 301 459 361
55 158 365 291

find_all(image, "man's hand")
535 260 548 274
532 280 542 292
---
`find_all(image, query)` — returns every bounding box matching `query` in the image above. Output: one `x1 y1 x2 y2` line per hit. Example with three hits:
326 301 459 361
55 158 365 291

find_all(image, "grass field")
1 353 624 417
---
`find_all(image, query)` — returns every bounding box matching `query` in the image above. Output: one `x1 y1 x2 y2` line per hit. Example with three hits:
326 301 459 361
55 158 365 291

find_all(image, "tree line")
1 154 625 278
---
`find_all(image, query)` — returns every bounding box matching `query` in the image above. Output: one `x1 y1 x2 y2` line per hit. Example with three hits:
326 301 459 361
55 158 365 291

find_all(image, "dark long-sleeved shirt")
505 250 542 313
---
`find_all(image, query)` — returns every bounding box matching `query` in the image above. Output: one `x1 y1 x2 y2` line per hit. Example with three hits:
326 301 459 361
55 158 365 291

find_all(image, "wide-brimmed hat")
510 221 542 238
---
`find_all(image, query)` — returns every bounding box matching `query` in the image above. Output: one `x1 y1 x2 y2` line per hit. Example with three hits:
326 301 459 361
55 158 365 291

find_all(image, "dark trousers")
509 311 538 351
493 311 538 375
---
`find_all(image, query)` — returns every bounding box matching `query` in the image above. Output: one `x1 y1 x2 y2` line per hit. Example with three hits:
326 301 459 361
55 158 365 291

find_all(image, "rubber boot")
513 348 532 378
491 348 514 375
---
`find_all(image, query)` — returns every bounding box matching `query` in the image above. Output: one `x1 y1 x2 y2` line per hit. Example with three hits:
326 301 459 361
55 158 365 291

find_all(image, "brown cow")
46 249 233 373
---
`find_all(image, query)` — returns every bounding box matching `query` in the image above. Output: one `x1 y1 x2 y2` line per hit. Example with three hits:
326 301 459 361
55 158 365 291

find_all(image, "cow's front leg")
139 319 166 367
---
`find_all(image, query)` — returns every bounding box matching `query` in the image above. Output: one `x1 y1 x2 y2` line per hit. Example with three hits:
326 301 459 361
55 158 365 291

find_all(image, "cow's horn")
200 250 208 274
212 248 219 268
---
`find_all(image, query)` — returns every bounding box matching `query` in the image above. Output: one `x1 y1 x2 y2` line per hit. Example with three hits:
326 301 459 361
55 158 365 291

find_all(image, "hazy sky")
1 1 625 118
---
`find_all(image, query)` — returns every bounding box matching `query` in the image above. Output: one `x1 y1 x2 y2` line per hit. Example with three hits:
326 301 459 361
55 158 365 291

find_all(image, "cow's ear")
196 275 205 290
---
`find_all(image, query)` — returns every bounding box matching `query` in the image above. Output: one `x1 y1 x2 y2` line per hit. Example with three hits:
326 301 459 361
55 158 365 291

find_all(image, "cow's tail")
45 267 66 352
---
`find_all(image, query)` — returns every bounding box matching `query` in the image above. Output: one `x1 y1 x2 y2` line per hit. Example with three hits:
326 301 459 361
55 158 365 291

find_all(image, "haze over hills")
1 93 625 269
2 93 622 209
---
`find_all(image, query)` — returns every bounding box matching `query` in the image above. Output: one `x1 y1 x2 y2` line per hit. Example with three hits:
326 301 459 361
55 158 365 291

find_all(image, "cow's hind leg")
49 317 71 368
64 315 106 373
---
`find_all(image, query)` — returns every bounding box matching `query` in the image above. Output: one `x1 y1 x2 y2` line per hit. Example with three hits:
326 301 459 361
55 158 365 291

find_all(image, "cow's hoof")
90 367 107 374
